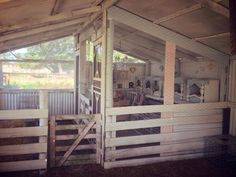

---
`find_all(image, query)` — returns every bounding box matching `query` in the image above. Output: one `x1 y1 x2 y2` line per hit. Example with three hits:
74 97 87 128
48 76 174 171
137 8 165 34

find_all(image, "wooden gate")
49 114 101 167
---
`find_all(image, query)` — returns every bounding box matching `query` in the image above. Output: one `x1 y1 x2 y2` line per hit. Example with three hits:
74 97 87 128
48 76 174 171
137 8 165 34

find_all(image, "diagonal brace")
57 119 96 166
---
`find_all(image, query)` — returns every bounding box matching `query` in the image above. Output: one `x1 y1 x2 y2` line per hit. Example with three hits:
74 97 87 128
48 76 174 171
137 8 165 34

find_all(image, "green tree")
0 36 75 73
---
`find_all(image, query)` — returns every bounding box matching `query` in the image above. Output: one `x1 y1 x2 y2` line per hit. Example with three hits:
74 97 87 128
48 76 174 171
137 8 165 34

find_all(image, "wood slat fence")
104 102 228 169
0 109 48 172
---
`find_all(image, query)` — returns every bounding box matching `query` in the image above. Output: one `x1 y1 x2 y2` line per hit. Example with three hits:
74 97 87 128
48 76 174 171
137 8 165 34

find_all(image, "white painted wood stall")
104 102 227 168
74 5 232 169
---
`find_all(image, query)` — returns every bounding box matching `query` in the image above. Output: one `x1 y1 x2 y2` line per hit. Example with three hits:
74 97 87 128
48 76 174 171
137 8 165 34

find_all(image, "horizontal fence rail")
0 109 48 172
104 102 228 169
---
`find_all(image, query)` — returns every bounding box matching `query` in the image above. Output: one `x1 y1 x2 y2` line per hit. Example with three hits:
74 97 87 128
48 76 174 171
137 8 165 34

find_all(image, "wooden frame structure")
75 2 234 169
1 0 236 172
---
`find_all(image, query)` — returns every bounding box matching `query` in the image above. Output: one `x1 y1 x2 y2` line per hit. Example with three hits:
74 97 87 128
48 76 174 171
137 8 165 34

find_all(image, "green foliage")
113 50 144 63
0 36 75 73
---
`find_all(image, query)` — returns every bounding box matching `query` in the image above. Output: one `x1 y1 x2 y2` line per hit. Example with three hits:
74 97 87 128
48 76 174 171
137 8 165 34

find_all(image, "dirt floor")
2 158 236 177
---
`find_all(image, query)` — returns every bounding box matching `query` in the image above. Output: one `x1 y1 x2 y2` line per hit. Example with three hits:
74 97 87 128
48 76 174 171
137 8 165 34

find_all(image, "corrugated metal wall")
0 89 75 116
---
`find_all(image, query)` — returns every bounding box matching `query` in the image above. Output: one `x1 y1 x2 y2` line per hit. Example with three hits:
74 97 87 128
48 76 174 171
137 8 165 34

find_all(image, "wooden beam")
161 42 176 134
77 0 120 34
194 0 229 18
0 18 86 43
154 4 202 24
106 102 228 116
108 6 229 63
0 0 13 3
195 32 229 41
0 26 78 53
0 7 100 34
72 6 101 16
51 0 61 15
229 0 236 55
163 41 176 105
0 59 74 63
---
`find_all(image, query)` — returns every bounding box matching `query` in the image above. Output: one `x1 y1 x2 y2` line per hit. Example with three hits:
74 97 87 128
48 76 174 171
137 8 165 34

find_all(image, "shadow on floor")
2 158 236 177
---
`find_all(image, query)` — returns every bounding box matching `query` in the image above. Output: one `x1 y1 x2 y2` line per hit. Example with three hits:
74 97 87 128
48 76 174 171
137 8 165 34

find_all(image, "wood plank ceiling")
0 0 230 59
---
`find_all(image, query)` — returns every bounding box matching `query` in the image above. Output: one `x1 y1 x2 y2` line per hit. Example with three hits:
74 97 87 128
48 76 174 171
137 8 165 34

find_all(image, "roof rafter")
108 6 229 64
154 4 202 24
0 17 87 43
194 0 229 18
0 26 79 53
194 32 229 41
154 0 226 24
51 0 61 15
0 6 101 34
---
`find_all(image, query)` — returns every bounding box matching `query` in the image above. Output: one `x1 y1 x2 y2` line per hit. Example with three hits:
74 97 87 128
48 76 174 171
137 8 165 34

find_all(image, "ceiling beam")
154 4 202 24
72 6 101 16
51 0 61 15
0 26 79 53
194 32 229 41
0 17 87 43
0 59 74 63
77 0 120 34
0 6 101 34
108 6 229 64
0 0 14 3
229 0 236 55
194 0 229 18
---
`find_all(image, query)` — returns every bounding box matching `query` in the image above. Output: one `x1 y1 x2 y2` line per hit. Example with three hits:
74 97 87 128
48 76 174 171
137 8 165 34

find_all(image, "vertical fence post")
39 90 49 171
96 114 102 164
49 115 56 167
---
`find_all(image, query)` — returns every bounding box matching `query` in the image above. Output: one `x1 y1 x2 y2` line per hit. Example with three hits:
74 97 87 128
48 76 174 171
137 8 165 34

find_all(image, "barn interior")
0 0 236 176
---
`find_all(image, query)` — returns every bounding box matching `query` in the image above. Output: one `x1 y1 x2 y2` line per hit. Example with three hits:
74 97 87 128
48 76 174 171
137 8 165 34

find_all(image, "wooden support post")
79 40 87 95
74 35 80 114
49 115 56 167
0 61 3 86
229 0 236 136
145 60 151 76
229 59 236 135
39 91 48 171
161 41 176 133
105 19 115 161
96 114 102 164
230 0 236 55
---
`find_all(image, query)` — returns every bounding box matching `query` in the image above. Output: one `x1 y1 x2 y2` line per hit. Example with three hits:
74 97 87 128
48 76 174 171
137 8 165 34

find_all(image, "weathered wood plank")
173 122 222 132
63 159 96 166
105 128 221 147
56 124 96 130
56 154 96 161
0 109 48 120
0 126 48 138
56 114 94 120
56 133 96 141
0 143 47 156
106 141 205 160
106 115 222 131
0 159 47 172
104 153 205 169
56 144 96 152
49 115 56 167
106 102 228 116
